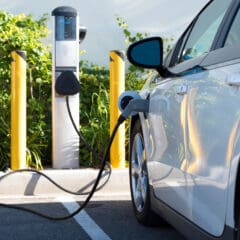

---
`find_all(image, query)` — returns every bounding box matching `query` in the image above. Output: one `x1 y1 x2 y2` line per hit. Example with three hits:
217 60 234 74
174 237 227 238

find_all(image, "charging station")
52 6 82 169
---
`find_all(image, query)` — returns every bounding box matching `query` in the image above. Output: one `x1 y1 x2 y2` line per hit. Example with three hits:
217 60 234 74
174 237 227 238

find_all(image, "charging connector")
118 99 149 124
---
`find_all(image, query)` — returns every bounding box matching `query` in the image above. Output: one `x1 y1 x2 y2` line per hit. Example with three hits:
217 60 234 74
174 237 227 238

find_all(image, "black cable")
0 95 116 220
65 95 112 192
66 96 94 155
66 96 111 169
0 96 112 196
0 120 121 220
0 95 147 220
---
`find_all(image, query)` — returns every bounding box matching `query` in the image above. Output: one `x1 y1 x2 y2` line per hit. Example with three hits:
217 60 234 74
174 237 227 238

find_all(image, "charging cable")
0 118 120 220
0 96 111 196
65 95 112 193
0 98 149 220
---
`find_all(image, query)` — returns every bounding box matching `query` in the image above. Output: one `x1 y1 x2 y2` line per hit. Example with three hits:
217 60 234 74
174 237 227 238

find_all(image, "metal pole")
109 50 125 168
11 50 27 170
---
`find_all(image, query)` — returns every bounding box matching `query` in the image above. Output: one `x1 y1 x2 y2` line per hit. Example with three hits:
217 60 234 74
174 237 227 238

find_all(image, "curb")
0 168 130 197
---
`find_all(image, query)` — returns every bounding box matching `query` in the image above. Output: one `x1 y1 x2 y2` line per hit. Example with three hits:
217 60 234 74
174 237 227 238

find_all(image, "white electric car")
127 0 240 239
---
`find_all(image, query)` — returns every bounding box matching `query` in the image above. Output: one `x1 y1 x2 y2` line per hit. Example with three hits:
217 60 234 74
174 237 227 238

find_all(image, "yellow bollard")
11 51 27 170
109 50 125 168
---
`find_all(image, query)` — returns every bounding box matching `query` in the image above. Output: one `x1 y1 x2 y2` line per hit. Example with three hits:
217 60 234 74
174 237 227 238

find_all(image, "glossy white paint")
140 60 240 236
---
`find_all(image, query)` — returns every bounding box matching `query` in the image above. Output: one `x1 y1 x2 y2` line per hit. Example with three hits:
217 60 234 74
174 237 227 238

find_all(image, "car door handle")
176 85 188 95
227 73 240 87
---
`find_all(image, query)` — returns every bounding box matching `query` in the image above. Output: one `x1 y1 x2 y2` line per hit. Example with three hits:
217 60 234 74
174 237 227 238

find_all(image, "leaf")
123 29 131 37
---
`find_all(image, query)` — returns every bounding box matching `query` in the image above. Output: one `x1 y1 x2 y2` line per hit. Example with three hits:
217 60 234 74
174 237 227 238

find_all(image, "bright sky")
0 0 209 66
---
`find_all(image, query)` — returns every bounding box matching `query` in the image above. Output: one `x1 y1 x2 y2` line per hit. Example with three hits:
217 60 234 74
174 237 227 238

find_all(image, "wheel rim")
131 133 148 213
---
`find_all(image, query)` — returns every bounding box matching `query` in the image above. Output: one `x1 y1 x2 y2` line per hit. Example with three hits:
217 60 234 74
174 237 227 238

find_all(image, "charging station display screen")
56 16 76 40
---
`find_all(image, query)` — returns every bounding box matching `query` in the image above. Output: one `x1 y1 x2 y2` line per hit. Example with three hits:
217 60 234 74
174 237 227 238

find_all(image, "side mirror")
127 37 163 69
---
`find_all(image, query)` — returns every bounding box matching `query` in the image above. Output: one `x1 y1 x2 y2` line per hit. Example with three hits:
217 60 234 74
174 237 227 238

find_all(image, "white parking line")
57 196 112 240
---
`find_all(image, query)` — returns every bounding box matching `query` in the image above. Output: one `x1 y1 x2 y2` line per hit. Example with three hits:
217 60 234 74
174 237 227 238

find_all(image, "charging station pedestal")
52 6 79 168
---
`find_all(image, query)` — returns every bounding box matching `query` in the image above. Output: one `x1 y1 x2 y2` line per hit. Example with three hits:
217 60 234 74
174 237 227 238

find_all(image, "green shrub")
79 61 110 167
0 11 51 170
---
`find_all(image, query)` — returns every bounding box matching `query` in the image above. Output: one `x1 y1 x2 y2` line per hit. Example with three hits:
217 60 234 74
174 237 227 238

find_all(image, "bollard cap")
14 50 27 61
110 50 125 61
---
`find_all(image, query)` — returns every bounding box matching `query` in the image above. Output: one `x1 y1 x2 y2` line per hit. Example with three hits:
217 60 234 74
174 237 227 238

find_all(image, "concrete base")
0 168 130 197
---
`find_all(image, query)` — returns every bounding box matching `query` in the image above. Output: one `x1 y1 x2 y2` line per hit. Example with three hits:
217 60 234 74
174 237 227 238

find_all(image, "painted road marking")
57 196 112 240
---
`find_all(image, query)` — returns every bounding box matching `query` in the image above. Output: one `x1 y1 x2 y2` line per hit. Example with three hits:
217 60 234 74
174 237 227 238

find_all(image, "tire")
129 120 161 226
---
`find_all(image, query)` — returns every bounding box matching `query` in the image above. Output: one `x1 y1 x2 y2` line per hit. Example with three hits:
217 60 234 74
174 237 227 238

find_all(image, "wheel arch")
128 114 141 161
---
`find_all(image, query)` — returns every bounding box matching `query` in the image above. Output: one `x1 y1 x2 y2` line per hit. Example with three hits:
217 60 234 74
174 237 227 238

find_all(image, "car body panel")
144 61 240 236
185 61 240 235
128 0 240 238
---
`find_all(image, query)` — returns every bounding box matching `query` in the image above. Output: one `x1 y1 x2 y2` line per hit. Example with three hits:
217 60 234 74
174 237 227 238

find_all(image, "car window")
225 9 240 46
178 0 231 63
174 27 192 65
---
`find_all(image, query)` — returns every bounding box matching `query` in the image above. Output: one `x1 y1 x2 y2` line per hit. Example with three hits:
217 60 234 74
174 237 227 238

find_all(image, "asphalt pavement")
0 168 185 240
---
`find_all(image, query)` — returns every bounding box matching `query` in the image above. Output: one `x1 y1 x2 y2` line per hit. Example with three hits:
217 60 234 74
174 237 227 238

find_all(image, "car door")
184 3 240 236
147 0 235 236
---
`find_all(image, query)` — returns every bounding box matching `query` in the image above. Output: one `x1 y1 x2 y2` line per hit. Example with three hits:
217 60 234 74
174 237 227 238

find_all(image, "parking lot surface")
0 194 185 240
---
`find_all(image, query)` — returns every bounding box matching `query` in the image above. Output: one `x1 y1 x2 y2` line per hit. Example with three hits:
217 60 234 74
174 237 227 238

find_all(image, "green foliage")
116 16 152 90
0 11 51 170
116 16 149 46
79 61 110 167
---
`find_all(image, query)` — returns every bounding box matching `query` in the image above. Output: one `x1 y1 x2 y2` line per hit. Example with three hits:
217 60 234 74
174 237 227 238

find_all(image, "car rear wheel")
130 120 161 226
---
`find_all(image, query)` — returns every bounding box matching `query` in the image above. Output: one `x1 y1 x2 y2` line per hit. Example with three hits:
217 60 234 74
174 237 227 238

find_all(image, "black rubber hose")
0 96 112 196
66 96 112 171
0 120 121 220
